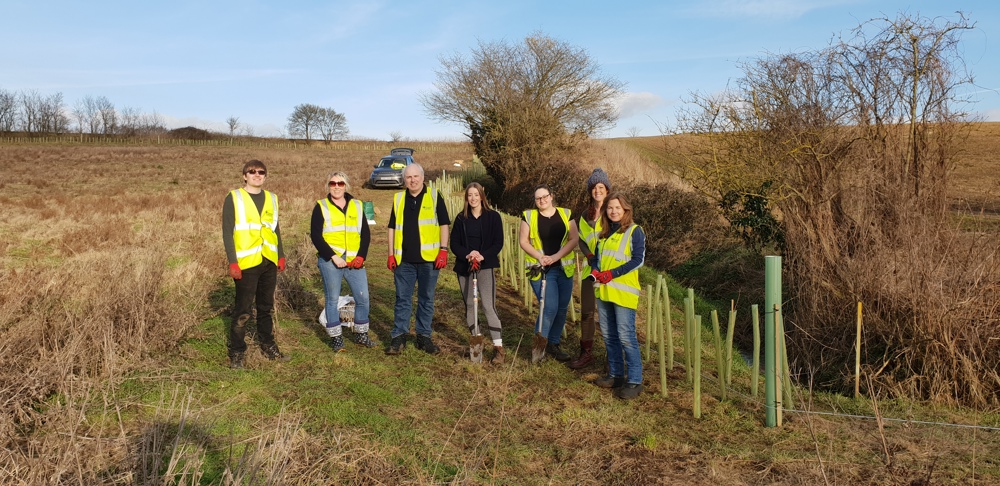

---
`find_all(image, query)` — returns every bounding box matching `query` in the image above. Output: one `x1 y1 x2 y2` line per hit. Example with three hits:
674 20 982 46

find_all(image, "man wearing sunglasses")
222 160 289 369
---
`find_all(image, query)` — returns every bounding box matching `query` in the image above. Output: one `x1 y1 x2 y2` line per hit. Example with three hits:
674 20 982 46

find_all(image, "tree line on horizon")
0 89 354 142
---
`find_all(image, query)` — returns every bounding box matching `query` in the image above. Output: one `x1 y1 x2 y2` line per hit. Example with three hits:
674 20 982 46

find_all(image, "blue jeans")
317 257 370 332
392 261 440 339
597 299 643 384
529 270 573 345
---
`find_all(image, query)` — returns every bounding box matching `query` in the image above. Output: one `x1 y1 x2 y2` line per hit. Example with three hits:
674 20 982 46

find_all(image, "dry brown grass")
1 139 998 484
0 142 471 483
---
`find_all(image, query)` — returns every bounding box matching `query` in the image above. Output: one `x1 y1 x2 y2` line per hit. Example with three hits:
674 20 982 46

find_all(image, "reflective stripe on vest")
319 198 364 262
392 188 441 262
597 224 642 309
522 207 575 279
579 215 602 275
231 188 279 270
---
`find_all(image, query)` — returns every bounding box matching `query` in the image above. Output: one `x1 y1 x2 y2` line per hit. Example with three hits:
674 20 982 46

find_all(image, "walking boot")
415 335 441 355
546 342 571 362
490 346 505 366
594 374 625 389
616 383 644 400
229 352 245 370
386 334 406 355
567 340 594 369
261 343 291 362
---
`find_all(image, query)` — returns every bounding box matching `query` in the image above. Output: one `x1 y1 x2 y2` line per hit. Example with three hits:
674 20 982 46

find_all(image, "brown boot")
567 340 594 369
490 346 505 365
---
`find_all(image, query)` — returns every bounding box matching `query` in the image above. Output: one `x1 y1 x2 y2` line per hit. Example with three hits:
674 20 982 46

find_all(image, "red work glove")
596 270 613 284
434 249 448 269
350 256 365 269
229 263 242 280
277 257 286 272
387 255 397 271
471 259 481 272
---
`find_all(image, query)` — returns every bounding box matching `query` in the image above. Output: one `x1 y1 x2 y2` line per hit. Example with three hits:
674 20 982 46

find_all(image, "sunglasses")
245 169 267 175
328 180 346 187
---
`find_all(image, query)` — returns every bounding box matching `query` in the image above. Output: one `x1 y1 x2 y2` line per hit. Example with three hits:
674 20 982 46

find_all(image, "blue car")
366 148 415 189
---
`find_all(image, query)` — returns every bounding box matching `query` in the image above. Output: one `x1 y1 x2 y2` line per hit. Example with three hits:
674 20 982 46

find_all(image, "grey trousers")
457 268 503 345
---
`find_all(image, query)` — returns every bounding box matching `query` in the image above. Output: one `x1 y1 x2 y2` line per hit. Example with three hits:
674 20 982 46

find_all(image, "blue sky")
3 0 998 140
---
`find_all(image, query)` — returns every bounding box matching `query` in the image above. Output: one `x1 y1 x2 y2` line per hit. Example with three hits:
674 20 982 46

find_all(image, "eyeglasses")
535 193 551 202
245 169 267 175
328 180 346 187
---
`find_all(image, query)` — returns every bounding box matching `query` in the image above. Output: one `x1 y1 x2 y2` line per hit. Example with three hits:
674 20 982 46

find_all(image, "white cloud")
616 92 665 118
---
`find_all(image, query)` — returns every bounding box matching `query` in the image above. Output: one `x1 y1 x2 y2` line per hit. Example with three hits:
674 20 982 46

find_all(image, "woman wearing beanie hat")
569 168 612 369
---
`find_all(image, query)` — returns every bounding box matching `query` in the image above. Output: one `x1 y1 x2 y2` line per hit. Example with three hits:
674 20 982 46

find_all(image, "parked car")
366 148 415 189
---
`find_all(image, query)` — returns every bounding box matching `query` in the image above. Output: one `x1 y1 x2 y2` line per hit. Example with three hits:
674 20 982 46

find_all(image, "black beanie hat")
586 168 611 193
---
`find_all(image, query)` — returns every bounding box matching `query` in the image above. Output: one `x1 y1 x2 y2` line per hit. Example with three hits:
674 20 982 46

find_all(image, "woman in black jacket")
451 182 506 364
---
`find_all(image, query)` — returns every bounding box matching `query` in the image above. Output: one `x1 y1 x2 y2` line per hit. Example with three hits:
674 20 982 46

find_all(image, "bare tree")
140 110 165 135
421 32 624 192
316 108 348 143
677 12 993 406
118 106 142 136
71 100 87 134
389 130 403 143
226 116 240 139
626 126 641 137
74 96 101 134
19 90 43 133
287 103 323 140
95 96 116 135
0 88 18 132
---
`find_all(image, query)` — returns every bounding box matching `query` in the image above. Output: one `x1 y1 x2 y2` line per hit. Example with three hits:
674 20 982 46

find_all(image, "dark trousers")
229 259 277 356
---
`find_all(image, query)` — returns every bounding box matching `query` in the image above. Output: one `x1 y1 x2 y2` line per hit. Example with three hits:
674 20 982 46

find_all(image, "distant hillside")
613 121 1000 212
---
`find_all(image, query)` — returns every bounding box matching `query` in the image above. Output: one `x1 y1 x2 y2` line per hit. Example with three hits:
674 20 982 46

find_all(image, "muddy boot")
594 375 625 389
490 346 505 366
546 342 571 362
567 340 594 370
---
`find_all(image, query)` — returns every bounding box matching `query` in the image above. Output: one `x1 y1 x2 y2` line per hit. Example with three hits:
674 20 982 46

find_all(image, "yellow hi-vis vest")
523 207 576 280
392 188 442 262
318 197 364 264
597 224 642 309
231 188 279 270
579 215 602 275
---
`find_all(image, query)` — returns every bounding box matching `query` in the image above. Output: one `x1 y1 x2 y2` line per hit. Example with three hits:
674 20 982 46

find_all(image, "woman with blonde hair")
309 171 375 352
